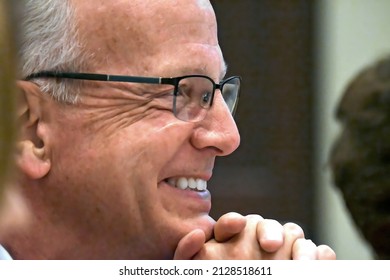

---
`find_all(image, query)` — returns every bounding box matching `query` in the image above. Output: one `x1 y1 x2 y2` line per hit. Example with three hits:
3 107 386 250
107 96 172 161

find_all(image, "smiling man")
1 0 336 259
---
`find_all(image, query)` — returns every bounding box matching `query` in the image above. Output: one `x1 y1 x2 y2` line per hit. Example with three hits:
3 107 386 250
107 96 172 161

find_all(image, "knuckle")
246 214 264 221
317 245 337 260
263 218 282 227
283 222 305 238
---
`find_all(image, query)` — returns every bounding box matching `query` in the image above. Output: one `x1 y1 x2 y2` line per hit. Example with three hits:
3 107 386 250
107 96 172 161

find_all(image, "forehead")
73 0 225 77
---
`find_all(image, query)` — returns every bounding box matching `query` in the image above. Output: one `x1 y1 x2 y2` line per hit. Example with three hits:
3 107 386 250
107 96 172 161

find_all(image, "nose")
190 90 240 156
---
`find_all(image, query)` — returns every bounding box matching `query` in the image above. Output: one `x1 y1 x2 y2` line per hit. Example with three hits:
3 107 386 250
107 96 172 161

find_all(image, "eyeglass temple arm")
25 71 163 84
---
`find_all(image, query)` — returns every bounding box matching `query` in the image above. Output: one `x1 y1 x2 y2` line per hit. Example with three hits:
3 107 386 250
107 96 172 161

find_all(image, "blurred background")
209 0 390 259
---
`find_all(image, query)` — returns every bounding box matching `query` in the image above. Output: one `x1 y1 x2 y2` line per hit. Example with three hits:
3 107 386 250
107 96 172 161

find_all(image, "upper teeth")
167 177 207 191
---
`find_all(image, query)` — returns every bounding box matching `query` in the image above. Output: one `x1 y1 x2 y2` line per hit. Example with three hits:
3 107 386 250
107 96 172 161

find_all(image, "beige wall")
315 0 390 259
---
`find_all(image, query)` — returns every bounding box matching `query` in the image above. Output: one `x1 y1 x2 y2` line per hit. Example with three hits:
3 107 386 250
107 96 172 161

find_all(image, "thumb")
173 229 206 260
214 212 247 242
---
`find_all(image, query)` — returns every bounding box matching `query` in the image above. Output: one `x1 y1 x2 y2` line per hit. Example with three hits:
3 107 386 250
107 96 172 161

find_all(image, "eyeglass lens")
221 77 240 114
173 76 240 122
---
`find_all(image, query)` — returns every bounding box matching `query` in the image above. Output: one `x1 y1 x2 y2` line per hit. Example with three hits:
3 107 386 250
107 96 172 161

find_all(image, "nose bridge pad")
212 84 222 108
172 92 178 117
209 87 217 108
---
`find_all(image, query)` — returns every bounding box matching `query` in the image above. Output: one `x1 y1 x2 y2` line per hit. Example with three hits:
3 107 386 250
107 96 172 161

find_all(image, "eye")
201 91 212 106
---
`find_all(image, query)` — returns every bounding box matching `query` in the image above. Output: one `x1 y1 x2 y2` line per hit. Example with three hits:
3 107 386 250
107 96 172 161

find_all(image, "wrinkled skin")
7 0 336 260
14 0 238 259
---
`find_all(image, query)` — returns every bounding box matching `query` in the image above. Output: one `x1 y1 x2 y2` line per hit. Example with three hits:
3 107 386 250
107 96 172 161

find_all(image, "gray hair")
20 0 86 103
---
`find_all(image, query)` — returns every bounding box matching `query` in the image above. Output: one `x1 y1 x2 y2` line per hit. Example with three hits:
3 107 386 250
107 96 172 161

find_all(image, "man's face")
40 0 240 258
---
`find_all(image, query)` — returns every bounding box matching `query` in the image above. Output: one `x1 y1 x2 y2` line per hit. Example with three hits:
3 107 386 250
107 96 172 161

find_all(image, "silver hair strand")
20 0 86 103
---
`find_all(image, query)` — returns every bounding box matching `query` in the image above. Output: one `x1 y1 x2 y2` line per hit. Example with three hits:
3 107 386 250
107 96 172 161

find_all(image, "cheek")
46 114 198 254
53 118 189 204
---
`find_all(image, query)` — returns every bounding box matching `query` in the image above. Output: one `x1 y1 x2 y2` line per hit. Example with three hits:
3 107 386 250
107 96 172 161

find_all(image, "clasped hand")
174 213 336 260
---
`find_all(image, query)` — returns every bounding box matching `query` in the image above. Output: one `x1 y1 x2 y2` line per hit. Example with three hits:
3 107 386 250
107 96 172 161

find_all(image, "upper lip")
161 172 212 182
158 162 215 184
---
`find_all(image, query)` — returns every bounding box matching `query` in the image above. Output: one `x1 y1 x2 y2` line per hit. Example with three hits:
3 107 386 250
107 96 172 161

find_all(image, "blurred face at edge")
0 0 29 238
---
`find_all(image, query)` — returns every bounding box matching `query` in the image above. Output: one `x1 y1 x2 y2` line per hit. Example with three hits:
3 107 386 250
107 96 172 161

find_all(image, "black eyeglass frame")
25 71 241 120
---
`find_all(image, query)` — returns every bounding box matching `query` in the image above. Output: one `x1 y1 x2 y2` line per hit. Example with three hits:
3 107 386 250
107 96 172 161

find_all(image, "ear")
15 81 51 179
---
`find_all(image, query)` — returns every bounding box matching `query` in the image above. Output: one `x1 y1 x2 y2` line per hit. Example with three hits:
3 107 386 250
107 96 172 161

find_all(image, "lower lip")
159 181 212 212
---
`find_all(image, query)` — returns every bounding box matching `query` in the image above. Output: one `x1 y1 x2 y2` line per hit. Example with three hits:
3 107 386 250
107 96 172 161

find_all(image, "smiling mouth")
164 177 208 192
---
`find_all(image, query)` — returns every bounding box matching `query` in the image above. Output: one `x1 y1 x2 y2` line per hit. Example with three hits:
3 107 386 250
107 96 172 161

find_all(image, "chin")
145 215 215 260
181 214 215 240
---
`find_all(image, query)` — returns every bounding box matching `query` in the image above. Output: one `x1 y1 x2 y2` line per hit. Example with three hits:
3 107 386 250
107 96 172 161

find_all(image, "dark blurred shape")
330 56 390 260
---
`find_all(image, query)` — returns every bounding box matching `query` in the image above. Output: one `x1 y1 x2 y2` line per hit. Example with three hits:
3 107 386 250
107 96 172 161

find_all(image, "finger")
192 239 221 260
317 245 337 260
173 229 206 260
283 222 305 241
256 219 284 253
245 214 264 222
292 238 317 260
214 212 247 242
281 222 305 259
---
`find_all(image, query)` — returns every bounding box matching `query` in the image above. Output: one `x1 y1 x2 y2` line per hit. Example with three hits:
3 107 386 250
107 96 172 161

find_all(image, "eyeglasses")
25 71 241 122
